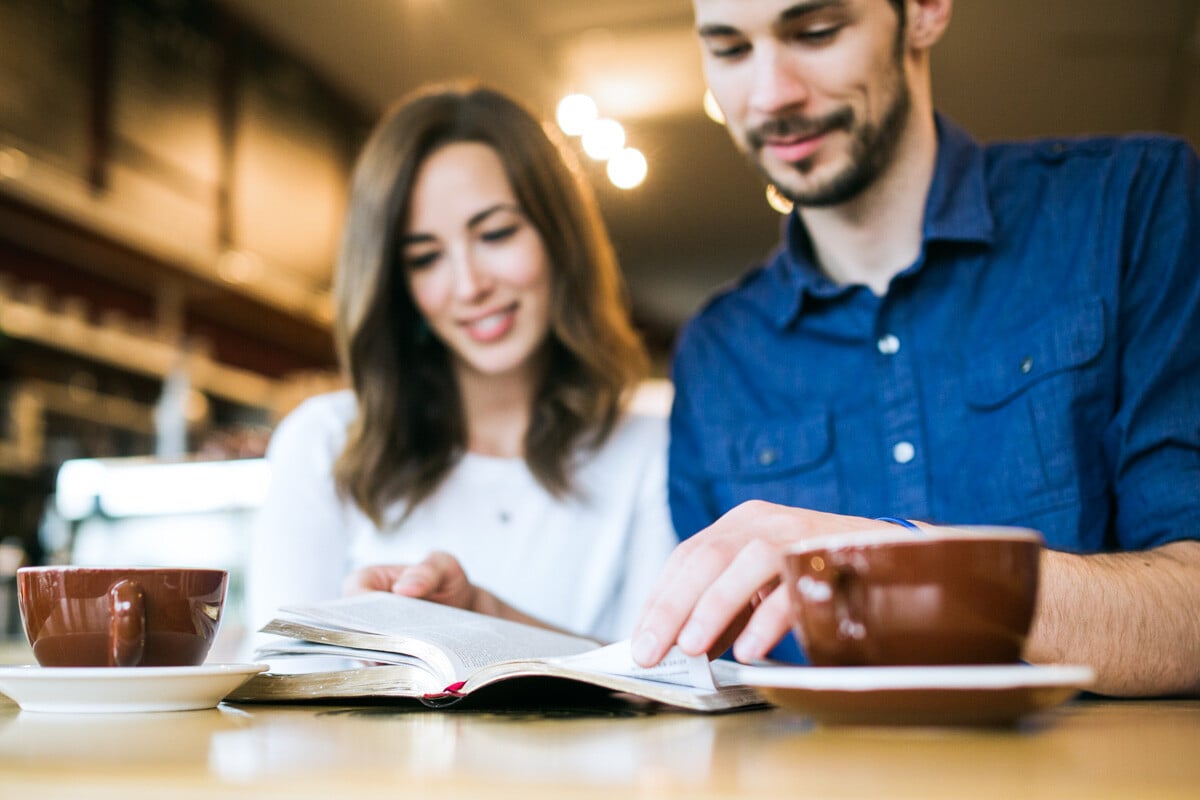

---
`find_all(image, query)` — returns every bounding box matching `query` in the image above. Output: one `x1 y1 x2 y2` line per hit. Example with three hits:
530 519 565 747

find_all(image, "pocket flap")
700 409 832 477
966 297 1106 409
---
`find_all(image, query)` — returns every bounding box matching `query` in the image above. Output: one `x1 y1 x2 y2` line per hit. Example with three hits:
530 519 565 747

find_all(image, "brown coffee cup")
783 526 1042 667
17 566 228 668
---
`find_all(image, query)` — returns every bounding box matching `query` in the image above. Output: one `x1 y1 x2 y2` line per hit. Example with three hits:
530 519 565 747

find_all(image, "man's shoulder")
982 131 1196 172
682 255 786 336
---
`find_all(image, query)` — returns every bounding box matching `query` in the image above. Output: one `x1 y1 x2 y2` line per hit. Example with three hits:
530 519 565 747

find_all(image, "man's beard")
745 73 912 208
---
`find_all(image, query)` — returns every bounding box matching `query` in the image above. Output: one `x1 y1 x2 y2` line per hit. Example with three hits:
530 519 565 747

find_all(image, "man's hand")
343 551 481 612
630 501 883 667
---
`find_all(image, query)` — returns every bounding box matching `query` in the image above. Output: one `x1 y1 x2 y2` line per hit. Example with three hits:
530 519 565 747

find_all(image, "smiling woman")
244 82 677 652
400 141 555 394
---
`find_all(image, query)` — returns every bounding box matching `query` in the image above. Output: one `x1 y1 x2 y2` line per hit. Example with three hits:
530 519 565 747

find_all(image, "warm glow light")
581 118 626 161
607 147 647 189
556 93 598 136
702 89 725 125
766 184 794 215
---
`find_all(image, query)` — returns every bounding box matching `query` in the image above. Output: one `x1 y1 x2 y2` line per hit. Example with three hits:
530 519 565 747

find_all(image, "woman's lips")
460 304 517 343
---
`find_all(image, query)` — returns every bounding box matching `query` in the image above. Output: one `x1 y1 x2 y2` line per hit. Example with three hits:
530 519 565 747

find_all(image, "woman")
245 83 675 645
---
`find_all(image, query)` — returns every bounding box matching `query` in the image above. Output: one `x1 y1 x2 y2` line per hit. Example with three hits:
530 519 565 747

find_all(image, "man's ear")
905 0 953 50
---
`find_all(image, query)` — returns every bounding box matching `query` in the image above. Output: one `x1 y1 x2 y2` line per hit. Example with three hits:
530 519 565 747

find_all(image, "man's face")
694 0 912 207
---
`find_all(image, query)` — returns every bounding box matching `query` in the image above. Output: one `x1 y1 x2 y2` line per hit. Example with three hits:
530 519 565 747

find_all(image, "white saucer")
0 663 268 713
734 663 1095 726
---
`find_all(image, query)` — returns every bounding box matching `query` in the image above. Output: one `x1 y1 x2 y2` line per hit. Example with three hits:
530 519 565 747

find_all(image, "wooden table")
1 683 1196 800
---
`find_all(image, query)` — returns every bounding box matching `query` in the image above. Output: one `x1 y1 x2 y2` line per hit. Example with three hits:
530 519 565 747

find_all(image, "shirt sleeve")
1108 140 1200 548
242 394 355 655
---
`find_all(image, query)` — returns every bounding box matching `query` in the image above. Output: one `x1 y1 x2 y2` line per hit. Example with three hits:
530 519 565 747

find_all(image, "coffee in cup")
17 566 228 667
782 526 1041 667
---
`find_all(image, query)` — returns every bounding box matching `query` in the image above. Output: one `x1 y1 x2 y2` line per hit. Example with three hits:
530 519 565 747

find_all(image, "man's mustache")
746 107 855 150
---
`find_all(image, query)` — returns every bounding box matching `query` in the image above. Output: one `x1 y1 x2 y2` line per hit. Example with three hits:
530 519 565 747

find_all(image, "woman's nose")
448 245 492 301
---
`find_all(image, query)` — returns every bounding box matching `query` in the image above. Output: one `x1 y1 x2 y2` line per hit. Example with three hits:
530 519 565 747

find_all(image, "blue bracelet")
876 517 920 531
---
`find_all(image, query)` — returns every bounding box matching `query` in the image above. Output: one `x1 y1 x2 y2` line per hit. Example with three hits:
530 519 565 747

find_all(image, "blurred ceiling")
219 0 1200 337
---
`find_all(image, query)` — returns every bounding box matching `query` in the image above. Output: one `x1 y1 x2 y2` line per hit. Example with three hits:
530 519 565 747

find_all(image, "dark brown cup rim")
17 566 227 576
785 525 1043 555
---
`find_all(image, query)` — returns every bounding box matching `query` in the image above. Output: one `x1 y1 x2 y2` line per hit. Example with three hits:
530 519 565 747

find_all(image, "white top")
244 390 676 648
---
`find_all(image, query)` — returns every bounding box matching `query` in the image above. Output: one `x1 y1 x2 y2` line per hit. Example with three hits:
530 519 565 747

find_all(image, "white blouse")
244 390 676 647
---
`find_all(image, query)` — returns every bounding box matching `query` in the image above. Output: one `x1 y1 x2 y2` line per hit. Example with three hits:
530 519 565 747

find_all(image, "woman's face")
400 142 553 386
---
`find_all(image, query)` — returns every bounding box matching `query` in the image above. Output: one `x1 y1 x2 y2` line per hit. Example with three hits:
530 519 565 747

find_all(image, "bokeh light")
703 89 726 125
556 93 598 136
607 147 647 189
581 118 626 161
765 184 794 215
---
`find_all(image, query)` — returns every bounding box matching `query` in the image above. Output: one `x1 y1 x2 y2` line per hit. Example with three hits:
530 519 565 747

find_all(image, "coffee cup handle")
108 579 146 667
803 564 868 663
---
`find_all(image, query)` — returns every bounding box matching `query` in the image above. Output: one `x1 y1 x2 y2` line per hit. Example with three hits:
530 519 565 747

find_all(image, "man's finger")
632 535 740 666
732 584 795 663
674 537 783 656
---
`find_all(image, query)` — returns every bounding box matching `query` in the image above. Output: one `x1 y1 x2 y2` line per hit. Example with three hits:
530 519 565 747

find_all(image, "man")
631 0 1200 697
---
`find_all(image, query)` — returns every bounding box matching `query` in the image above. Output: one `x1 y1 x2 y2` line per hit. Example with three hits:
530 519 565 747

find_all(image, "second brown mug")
783 526 1042 667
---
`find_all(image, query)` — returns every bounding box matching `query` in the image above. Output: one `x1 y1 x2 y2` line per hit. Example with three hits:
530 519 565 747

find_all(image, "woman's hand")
343 551 481 612
344 551 581 636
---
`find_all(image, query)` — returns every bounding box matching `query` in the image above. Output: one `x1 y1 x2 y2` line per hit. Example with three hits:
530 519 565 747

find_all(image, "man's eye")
794 25 842 44
480 224 518 243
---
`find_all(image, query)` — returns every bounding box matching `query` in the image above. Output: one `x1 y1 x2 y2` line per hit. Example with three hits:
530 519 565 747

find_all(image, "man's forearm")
1026 540 1200 697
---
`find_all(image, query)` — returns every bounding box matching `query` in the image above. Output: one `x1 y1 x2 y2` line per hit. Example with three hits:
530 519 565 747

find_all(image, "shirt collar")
767 113 996 328
923 114 996 246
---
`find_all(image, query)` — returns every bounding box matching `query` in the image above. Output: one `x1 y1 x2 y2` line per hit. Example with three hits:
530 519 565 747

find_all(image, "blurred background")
0 0 1197 648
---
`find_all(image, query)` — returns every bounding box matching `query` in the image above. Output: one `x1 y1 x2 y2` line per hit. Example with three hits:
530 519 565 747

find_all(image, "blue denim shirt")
669 117 1200 661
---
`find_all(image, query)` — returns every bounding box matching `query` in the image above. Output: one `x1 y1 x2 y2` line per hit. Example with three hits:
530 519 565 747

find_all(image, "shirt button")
877 334 901 355
757 447 778 467
1020 356 1034 374
893 441 915 464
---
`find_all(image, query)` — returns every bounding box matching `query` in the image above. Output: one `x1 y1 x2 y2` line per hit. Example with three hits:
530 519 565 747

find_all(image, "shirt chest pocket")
699 409 840 514
958 297 1107 522
965 297 1106 410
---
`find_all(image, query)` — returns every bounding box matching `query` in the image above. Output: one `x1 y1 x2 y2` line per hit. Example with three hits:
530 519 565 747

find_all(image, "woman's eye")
404 250 440 270
707 40 750 60
480 224 519 243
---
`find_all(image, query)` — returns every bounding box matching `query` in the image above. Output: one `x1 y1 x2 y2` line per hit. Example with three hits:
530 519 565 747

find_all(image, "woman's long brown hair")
333 82 648 527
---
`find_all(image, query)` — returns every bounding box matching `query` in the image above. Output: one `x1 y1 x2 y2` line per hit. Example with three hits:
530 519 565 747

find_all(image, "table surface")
1 643 1197 800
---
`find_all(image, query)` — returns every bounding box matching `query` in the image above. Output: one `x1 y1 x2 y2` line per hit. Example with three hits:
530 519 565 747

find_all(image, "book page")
274 593 599 678
456 657 763 712
550 641 717 690
254 638 438 672
228 663 441 703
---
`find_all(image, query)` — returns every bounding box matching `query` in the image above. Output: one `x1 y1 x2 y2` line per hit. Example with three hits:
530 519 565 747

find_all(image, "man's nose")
747 44 810 116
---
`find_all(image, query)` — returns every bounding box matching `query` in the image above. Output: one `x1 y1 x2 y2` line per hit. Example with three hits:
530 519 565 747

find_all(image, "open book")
227 593 765 712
